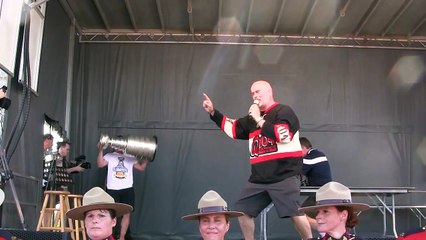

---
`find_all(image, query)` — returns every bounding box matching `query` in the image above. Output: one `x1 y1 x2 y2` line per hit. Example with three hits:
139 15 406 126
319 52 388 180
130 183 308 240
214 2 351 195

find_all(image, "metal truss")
79 32 426 50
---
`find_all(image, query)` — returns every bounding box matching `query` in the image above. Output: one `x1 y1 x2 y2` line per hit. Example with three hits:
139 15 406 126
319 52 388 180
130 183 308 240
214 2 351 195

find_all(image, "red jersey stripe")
250 151 303 164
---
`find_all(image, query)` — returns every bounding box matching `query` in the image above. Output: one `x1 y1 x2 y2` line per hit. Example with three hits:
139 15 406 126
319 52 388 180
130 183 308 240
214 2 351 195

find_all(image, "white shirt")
104 152 137 190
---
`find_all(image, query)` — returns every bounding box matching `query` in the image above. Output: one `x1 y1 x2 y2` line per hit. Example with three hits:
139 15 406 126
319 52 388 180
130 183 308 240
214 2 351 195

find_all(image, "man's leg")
110 187 135 240
291 214 312 240
238 214 255 240
119 213 130 240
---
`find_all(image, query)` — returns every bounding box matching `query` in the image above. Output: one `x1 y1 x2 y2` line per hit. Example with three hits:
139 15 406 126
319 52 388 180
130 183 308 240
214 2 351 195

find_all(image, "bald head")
252 80 271 88
250 80 274 110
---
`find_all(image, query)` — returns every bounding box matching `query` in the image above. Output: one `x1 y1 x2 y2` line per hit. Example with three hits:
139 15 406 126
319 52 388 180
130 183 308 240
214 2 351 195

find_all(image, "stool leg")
64 196 76 240
53 195 61 228
49 193 57 227
60 194 65 232
54 202 61 228
81 218 86 240
74 219 79 240
78 198 87 240
37 193 50 231
46 193 55 227
73 198 80 240
69 196 86 240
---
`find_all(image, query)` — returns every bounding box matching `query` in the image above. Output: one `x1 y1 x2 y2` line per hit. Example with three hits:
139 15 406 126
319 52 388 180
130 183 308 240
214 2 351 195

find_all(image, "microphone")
249 100 260 116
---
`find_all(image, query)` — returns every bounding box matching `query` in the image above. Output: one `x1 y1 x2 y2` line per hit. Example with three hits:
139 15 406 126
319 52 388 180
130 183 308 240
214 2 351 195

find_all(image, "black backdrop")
2 1 426 239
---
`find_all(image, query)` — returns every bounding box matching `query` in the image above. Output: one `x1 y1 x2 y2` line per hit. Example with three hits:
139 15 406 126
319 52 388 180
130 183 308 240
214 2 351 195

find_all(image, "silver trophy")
99 134 158 162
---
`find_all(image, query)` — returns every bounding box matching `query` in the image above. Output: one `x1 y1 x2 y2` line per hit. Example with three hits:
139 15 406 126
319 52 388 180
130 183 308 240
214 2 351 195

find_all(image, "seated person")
66 187 133 240
299 181 370 240
300 137 332 187
182 190 243 240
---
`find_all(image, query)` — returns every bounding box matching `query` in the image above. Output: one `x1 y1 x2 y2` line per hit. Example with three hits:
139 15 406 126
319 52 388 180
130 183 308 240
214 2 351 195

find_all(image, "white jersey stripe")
303 156 328 165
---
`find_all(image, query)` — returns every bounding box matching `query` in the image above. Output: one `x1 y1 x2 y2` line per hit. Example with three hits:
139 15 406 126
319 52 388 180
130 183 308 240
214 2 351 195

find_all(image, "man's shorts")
107 187 135 210
234 175 303 218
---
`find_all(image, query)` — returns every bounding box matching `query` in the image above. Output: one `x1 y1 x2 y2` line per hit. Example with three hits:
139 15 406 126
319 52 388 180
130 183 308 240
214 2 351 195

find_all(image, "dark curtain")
70 43 426 239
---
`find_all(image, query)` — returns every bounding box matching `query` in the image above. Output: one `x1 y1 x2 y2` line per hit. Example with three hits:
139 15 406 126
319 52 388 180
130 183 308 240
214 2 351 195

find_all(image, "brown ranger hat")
66 187 133 220
299 181 370 217
181 190 244 220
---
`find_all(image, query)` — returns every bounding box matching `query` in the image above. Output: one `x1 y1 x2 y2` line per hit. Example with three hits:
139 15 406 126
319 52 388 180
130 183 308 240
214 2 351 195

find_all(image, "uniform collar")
89 236 115 240
264 102 279 113
321 231 355 240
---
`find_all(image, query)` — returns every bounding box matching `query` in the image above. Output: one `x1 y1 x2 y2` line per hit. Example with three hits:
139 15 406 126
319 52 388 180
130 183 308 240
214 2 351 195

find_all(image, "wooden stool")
68 194 86 240
36 190 74 238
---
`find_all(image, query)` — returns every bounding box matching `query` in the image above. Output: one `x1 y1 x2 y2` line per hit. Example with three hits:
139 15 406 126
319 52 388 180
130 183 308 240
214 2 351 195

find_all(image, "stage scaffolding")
78 32 426 50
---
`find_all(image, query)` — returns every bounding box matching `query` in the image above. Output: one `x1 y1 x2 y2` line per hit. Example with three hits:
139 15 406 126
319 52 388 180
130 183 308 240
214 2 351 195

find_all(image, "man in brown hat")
67 187 133 240
299 181 370 240
182 190 244 240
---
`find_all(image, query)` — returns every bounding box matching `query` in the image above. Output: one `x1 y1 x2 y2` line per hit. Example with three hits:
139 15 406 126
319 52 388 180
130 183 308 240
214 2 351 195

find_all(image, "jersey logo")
250 134 278 157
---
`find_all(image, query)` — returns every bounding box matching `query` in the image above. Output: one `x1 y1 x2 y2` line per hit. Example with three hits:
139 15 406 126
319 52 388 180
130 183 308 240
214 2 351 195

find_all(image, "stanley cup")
100 134 158 162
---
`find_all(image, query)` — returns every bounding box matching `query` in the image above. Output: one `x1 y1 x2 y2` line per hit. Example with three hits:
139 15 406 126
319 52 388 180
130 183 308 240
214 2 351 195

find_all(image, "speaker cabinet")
1 229 70 240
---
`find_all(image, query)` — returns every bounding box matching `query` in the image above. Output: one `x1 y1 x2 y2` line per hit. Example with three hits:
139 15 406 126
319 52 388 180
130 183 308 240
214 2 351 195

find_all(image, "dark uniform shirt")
303 148 332 186
318 232 363 240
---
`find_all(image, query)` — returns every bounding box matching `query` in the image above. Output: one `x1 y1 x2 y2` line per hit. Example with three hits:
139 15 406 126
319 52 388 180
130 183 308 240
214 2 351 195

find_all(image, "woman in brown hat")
182 190 244 240
66 187 133 240
299 181 370 240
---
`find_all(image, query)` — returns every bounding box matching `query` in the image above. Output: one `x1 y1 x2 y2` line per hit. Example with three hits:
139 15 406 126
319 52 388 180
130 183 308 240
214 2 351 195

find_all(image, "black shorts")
234 175 303 218
107 187 135 210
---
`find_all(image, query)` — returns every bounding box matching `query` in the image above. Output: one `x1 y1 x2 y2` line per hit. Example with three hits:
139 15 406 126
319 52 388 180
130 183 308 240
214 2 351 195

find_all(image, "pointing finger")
203 93 211 102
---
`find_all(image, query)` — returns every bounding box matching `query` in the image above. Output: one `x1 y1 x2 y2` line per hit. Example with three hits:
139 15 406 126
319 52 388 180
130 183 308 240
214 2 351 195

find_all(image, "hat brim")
66 202 133 220
299 203 370 218
181 211 244 221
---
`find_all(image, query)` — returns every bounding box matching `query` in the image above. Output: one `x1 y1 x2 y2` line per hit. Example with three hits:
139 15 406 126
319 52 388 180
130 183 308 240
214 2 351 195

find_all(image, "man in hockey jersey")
202 80 312 240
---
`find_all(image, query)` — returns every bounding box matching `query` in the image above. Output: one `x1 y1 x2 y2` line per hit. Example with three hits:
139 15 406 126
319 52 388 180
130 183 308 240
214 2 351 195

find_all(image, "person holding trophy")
97 136 149 240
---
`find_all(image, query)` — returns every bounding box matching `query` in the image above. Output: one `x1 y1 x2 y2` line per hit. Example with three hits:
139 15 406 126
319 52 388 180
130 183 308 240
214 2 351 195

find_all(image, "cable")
4 4 32 163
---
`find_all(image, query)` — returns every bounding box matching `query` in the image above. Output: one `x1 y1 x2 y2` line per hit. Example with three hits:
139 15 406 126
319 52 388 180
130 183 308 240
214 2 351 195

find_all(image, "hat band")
316 199 352 206
198 206 228 214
